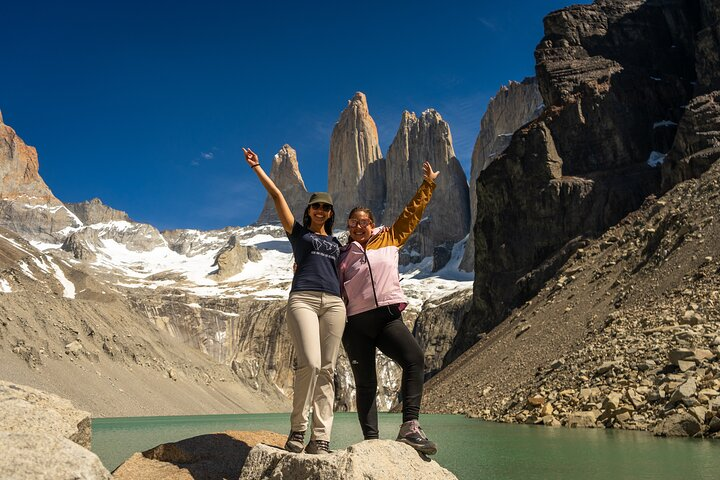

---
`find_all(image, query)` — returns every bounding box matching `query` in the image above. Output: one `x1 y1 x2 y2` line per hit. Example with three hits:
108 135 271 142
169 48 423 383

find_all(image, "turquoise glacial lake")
92 412 720 479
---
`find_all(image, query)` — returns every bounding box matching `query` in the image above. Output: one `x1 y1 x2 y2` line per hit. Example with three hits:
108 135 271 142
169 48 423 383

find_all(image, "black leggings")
342 305 425 439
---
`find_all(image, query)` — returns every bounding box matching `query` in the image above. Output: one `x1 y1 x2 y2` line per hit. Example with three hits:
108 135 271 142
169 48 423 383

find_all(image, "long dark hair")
303 206 335 235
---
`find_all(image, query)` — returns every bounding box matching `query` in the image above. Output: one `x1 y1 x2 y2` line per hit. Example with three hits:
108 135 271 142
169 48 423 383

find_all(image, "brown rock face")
65 198 130 225
384 110 470 261
210 235 262 280
0 115 54 201
460 78 544 271
256 145 309 225
459 0 702 356
328 92 384 220
0 118 142 245
0 115 81 240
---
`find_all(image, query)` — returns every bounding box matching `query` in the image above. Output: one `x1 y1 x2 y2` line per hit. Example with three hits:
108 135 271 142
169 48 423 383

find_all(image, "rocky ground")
1 381 112 478
424 159 720 438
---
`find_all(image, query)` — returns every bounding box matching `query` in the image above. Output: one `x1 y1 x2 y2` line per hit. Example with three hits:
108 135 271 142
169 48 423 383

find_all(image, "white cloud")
192 147 219 166
477 17 499 31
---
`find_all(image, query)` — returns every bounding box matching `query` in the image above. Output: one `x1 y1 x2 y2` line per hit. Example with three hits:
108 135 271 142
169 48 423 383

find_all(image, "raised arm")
386 161 439 247
244 147 294 233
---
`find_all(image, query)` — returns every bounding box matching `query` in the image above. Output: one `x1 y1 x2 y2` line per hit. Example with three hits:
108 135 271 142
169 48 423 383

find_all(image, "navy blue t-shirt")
288 221 341 297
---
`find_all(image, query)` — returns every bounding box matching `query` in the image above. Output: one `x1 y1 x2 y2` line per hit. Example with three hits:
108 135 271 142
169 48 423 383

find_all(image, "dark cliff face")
537 0 698 175
459 77 544 272
660 0 720 189
453 0 718 362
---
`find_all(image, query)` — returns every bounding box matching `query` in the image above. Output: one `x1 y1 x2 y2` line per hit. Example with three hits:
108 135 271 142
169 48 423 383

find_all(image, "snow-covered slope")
24 220 472 308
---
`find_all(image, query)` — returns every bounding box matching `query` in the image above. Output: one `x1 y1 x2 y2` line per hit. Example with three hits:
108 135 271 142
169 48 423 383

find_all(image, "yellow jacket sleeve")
369 179 436 249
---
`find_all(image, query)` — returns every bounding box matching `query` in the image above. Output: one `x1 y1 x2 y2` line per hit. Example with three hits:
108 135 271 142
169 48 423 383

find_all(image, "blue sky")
1 0 589 230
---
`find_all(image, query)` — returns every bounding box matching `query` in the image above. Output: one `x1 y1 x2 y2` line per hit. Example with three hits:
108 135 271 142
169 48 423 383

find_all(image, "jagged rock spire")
256 145 308 225
328 92 383 220
384 109 470 261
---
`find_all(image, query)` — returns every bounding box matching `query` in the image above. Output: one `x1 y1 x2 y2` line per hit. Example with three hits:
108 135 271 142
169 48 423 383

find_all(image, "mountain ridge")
424 156 720 438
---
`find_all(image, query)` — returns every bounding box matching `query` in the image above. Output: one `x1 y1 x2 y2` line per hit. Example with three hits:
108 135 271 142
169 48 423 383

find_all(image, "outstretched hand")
243 147 260 168
423 161 439 181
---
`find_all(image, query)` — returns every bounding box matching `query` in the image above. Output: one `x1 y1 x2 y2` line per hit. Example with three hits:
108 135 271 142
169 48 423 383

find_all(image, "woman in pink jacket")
339 161 439 455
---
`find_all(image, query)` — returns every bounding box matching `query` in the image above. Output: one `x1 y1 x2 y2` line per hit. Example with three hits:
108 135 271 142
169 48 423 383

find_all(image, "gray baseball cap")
307 192 334 206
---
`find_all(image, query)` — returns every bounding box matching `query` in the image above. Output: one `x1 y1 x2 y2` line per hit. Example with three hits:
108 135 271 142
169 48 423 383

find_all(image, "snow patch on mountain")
26 222 471 305
47 257 76 299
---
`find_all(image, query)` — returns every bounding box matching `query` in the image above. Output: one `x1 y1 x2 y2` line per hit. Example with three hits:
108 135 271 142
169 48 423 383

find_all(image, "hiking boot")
284 430 305 453
396 420 437 455
304 439 331 454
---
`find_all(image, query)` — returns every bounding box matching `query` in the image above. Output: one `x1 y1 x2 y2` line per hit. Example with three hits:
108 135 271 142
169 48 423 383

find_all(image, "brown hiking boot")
284 430 305 453
304 439 331 454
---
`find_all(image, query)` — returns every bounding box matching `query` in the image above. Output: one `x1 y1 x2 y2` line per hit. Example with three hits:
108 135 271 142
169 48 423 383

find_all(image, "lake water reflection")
92 412 720 479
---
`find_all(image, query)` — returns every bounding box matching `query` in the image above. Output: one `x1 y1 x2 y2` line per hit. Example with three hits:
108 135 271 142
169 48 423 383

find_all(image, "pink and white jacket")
339 179 436 317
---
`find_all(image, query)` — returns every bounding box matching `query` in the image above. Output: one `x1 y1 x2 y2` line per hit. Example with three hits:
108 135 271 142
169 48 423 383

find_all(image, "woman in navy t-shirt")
244 147 345 455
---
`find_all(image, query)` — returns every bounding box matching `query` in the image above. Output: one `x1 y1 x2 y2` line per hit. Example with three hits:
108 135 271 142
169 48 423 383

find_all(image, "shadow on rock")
113 430 285 480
